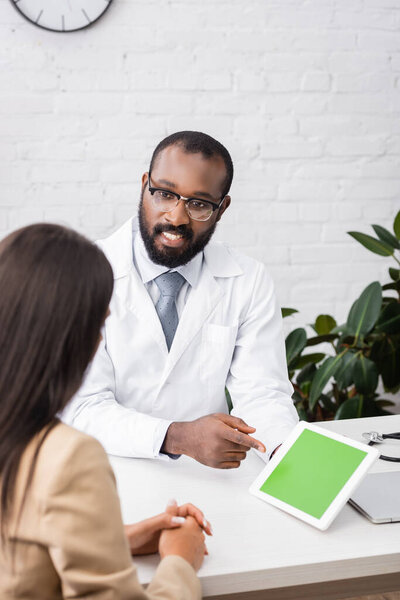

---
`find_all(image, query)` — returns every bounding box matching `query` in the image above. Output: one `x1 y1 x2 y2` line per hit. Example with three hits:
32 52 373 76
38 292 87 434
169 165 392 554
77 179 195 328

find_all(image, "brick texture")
1 0 399 336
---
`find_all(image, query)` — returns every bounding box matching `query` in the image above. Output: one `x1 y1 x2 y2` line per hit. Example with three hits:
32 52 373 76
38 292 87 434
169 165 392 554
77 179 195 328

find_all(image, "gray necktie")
154 272 185 351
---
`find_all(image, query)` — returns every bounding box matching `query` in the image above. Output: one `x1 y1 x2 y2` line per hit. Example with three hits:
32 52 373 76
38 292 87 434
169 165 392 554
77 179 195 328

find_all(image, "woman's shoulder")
41 421 107 463
44 421 105 452
10 422 113 530
29 422 112 498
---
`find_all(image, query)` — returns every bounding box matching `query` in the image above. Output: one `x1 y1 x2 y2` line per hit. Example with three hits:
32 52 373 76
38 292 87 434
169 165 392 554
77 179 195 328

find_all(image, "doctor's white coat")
63 218 298 460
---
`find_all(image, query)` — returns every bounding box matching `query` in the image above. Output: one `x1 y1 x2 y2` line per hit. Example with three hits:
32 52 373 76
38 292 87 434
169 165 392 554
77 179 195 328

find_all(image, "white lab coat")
63 217 298 460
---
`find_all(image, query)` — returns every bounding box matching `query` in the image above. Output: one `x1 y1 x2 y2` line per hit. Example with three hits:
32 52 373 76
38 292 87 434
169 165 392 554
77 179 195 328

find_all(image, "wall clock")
10 0 114 32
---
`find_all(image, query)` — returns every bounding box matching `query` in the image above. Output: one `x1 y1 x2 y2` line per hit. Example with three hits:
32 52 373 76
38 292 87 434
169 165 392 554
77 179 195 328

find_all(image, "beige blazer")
0 422 201 600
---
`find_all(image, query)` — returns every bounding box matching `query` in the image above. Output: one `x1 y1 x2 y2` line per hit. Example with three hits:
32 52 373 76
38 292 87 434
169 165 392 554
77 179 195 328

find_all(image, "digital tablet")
249 421 379 530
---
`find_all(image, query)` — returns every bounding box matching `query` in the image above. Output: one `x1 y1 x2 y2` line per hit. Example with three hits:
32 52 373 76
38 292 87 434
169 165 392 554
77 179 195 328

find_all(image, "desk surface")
110 415 400 598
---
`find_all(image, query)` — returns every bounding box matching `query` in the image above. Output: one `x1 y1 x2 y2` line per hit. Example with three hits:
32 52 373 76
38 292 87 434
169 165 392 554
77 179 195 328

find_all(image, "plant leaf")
300 380 312 396
375 399 396 407
362 395 392 417
330 323 347 334
291 352 326 370
375 301 400 334
281 307 298 318
318 394 337 413
370 337 400 391
313 314 337 335
389 267 400 281
296 362 317 385
382 280 400 291
292 390 303 404
309 355 343 410
306 334 337 346
225 387 233 412
372 224 400 250
346 281 382 337
334 351 358 389
353 355 379 394
394 210 400 239
285 328 307 366
297 407 309 421
348 231 393 256
385 382 400 394
334 397 361 420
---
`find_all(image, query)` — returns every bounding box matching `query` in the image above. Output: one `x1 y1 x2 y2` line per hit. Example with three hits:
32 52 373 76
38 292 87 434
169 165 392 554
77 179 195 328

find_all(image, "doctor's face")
138 145 230 268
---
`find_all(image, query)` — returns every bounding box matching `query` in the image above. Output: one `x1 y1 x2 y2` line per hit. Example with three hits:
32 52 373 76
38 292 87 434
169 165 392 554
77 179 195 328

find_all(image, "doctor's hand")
162 413 266 469
125 499 212 556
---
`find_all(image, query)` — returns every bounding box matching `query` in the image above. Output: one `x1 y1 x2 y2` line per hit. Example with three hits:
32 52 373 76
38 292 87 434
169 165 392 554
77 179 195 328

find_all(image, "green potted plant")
283 210 400 421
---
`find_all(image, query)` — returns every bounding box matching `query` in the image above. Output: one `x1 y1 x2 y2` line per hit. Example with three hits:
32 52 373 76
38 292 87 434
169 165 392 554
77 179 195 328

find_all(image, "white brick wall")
1 0 399 333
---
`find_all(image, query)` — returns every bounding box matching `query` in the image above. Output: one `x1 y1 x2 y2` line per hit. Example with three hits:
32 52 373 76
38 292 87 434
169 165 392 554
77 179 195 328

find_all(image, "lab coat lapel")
159 263 224 386
122 268 168 354
99 218 168 355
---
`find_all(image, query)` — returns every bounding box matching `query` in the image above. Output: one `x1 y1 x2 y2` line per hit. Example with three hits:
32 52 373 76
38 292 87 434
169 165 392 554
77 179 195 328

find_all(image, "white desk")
110 415 400 599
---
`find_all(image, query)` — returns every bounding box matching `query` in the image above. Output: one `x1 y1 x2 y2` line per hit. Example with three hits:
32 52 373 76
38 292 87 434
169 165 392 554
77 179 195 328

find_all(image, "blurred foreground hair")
0 223 113 541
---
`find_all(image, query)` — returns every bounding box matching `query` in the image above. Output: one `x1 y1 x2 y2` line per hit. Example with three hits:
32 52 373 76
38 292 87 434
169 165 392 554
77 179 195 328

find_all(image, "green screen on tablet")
259 429 368 519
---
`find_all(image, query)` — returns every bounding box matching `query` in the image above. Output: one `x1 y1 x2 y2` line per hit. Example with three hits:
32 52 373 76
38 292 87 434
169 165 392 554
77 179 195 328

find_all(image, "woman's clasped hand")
125 499 212 570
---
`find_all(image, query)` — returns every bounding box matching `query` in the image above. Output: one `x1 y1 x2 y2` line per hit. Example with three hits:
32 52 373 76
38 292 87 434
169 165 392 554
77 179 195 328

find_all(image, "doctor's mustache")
153 224 194 241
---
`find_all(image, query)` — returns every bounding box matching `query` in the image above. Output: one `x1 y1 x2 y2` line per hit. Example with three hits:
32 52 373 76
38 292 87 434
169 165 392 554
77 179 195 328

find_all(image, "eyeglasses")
147 173 225 222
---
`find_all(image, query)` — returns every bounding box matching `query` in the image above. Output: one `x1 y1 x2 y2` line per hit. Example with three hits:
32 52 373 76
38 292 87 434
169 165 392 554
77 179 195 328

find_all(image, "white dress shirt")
133 230 203 318
133 231 203 455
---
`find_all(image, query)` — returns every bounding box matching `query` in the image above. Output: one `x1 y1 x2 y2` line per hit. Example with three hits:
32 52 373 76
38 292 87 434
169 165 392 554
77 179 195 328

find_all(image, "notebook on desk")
349 471 400 523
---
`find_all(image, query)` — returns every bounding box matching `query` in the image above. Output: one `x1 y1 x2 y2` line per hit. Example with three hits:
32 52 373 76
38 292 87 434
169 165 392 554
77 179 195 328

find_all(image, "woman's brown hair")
0 223 114 540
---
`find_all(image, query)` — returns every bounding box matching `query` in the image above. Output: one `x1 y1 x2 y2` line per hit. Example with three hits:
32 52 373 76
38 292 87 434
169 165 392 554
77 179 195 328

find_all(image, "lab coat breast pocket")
200 323 238 384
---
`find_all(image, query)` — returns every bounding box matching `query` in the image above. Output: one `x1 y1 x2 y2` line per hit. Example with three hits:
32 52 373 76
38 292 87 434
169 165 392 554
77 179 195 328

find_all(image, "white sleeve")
61 334 172 459
227 263 299 461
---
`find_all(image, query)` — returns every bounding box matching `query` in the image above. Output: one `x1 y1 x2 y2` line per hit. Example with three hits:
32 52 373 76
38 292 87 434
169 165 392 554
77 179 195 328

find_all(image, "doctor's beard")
138 196 217 269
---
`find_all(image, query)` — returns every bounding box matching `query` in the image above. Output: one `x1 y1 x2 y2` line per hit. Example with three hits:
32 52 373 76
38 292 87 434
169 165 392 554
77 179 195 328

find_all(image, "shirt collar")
133 228 203 289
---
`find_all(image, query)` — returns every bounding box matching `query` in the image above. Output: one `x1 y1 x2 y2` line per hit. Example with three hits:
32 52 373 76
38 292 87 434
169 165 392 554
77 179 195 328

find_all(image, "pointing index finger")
218 414 256 433
223 427 266 453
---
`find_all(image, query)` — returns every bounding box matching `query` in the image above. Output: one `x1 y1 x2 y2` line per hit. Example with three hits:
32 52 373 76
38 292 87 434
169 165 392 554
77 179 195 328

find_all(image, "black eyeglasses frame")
147 173 225 221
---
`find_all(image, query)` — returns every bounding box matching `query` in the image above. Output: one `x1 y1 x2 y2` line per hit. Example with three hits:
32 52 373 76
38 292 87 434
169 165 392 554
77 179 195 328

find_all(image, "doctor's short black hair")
149 131 234 197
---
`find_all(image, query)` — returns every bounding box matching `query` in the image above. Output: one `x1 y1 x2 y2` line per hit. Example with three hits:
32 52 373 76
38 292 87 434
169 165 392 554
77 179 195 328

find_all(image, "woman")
0 224 209 599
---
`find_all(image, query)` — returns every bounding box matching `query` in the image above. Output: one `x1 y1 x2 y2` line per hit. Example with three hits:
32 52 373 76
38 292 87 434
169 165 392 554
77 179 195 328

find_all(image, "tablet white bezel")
249 421 379 530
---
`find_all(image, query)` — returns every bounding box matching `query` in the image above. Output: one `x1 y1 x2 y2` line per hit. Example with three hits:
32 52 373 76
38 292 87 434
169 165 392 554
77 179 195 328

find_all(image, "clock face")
11 0 113 32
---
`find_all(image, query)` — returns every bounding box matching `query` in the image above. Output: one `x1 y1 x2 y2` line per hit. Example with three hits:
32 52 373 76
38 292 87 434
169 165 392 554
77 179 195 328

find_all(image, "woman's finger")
178 502 203 522
159 510 186 529
169 516 186 526
145 511 184 532
178 502 212 535
165 498 179 516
